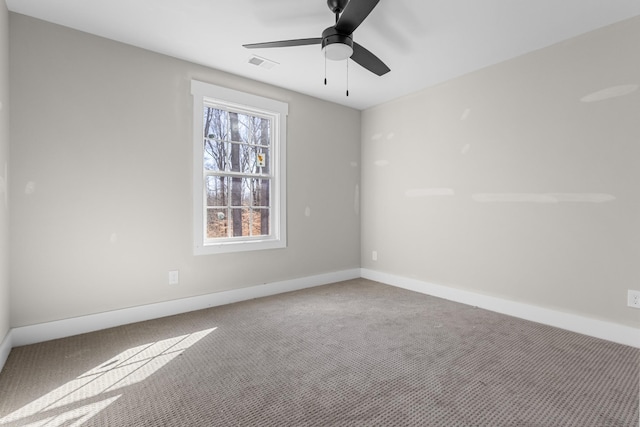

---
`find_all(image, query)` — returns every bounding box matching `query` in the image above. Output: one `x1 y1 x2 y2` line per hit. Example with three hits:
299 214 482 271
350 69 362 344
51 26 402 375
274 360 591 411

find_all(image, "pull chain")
346 59 349 97
324 50 327 85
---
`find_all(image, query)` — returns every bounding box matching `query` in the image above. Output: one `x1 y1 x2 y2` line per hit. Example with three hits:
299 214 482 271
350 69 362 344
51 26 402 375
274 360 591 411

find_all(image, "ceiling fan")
243 0 390 77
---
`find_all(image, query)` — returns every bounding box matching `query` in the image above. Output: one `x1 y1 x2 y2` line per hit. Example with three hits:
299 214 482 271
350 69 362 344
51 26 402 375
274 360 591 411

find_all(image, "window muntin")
192 81 287 255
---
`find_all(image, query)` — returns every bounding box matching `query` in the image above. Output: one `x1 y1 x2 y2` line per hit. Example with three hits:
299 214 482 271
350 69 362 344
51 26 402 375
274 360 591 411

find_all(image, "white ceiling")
6 0 640 110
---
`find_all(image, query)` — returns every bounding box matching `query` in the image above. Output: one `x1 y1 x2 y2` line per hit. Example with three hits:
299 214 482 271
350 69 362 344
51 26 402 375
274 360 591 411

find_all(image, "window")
191 81 288 255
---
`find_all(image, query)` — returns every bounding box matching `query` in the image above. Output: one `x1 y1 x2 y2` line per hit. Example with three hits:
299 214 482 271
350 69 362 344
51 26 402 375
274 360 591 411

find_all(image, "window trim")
191 80 288 255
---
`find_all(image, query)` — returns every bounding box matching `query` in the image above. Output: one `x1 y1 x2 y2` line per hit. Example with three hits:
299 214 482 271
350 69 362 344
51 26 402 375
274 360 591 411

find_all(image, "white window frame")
191 80 288 255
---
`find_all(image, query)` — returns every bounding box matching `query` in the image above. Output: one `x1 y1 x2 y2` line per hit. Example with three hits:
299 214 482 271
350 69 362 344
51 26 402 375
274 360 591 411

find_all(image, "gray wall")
9 14 361 327
8 11 640 332
362 17 640 328
0 3 9 339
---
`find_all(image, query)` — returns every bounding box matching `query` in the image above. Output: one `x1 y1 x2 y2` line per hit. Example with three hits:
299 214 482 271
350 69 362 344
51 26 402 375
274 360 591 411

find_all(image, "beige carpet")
0 279 638 426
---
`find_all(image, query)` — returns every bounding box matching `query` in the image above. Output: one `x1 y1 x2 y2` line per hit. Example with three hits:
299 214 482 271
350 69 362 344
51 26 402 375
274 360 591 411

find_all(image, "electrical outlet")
628 290 640 309
372 251 378 261
168 270 179 285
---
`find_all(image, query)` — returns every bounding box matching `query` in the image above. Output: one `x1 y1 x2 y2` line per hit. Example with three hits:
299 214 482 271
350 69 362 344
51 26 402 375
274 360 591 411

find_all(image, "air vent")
248 55 278 70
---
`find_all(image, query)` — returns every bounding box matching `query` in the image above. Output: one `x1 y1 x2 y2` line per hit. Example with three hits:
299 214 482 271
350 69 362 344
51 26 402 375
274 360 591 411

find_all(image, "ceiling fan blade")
351 42 390 76
243 38 322 49
335 0 380 35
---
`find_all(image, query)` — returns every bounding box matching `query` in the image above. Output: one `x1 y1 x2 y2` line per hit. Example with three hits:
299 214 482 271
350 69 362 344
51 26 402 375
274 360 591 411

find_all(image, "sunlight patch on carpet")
0 328 216 426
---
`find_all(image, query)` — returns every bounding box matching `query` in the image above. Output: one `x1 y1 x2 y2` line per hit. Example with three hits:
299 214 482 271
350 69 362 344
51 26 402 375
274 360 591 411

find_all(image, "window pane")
248 145 269 175
204 140 228 171
237 114 251 143
228 141 243 173
253 208 269 236
204 108 228 140
228 112 243 144
206 176 227 207
229 176 243 207
254 116 271 147
256 149 269 174
242 178 252 207
252 178 270 208
228 208 249 237
206 209 228 239
227 177 253 207
226 207 269 237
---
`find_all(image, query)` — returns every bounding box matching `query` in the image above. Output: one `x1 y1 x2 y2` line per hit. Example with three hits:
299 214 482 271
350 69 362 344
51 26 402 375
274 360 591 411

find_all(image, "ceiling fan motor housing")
321 27 354 60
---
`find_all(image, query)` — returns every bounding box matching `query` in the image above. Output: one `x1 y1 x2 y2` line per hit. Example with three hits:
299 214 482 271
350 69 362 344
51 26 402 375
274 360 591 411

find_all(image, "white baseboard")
6 267 637 357
0 329 12 373
11 269 360 347
361 268 640 349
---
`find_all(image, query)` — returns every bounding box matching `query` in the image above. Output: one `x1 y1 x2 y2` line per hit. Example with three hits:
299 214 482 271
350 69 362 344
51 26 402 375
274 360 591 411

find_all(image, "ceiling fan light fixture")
322 42 353 61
